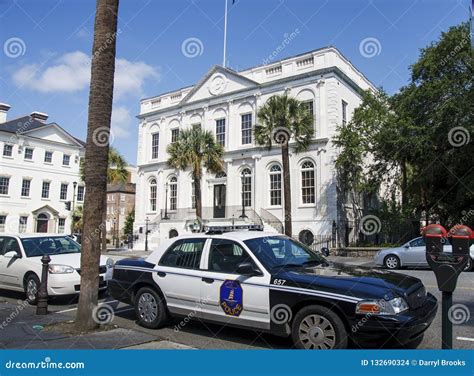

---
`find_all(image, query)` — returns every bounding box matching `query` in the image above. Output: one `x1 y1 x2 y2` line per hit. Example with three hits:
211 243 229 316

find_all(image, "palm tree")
76 0 119 331
167 126 224 222
255 93 314 237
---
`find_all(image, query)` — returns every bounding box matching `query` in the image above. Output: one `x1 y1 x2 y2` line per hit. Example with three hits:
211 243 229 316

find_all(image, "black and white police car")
108 227 437 349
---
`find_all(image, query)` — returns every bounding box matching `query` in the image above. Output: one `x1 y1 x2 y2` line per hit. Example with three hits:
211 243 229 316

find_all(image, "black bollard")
36 254 51 315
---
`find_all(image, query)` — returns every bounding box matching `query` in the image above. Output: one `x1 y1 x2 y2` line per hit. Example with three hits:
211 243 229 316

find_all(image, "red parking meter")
423 224 472 349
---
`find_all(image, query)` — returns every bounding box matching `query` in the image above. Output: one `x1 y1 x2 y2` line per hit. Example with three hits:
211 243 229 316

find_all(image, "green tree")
76 0 119 332
167 126 224 221
255 94 314 237
72 205 83 233
123 209 134 237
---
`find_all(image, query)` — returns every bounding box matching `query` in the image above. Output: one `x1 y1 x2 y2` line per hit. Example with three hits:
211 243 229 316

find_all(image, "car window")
208 239 257 274
21 236 80 257
409 238 425 247
3 238 21 255
0 237 5 255
159 239 205 270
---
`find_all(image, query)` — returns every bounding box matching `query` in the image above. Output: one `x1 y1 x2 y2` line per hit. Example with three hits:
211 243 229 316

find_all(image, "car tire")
384 255 400 270
291 305 348 349
134 287 168 329
24 273 40 305
463 258 473 272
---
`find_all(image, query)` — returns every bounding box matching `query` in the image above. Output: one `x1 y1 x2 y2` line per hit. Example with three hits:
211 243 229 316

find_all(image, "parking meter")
423 224 473 349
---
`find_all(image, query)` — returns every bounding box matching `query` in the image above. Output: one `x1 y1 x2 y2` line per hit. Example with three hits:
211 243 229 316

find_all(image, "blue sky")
0 0 470 164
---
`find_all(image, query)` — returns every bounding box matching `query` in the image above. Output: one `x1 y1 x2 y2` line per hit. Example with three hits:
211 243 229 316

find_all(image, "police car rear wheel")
292 305 347 349
135 287 167 329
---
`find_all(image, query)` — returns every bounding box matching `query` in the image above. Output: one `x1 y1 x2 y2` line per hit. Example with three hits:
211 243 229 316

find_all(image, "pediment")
22 123 83 147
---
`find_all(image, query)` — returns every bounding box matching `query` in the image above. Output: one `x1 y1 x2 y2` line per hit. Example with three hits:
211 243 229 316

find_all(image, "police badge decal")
219 280 243 317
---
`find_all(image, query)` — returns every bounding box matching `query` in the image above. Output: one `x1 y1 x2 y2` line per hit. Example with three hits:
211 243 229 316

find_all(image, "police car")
108 227 437 349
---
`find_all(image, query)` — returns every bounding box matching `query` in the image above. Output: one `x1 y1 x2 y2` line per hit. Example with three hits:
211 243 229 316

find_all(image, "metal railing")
260 208 284 234
307 234 332 253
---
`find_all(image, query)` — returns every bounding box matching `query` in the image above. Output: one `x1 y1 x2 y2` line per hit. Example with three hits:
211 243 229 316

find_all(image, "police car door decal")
219 280 243 317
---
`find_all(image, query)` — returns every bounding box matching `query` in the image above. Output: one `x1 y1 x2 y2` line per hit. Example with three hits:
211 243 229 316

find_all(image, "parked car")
374 236 473 271
0 234 113 304
109 230 437 349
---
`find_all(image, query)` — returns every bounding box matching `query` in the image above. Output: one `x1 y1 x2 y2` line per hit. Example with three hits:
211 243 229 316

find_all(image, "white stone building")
0 104 85 234
133 47 376 249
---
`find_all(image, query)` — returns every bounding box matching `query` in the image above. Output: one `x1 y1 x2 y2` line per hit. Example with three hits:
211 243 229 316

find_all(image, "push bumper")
350 293 438 347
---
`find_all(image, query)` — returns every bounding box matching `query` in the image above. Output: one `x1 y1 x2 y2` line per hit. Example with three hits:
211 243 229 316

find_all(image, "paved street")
0 256 472 350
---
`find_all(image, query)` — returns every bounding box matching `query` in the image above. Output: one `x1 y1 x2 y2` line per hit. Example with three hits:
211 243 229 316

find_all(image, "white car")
0 234 113 304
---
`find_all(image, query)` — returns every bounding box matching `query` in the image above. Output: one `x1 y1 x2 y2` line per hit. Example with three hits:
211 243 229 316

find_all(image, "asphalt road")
1 265 473 350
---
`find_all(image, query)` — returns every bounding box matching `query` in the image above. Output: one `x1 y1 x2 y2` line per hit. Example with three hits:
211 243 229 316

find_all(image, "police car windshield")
244 236 327 270
21 236 81 257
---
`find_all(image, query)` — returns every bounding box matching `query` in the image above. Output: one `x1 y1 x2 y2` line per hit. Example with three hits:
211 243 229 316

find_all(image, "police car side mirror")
404 244 410 248
236 262 261 276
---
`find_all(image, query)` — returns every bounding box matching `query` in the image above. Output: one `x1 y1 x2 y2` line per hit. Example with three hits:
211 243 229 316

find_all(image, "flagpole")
223 0 228 67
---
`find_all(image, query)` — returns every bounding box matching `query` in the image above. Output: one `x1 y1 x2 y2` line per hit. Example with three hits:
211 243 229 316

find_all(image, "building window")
3 144 12 157
299 229 314 246
191 123 201 130
241 168 252 207
301 161 315 204
241 113 252 145
215 119 226 147
342 100 348 125
44 151 53 163
0 176 10 195
149 179 157 212
24 148 34 160
302 100 314 131
60 183 68 200
42 181 50 199
21 179 31 197
63 154 70 166
171 128 179 143
151 133 159 159
169 176 177 211
269 164 282 206
0 216 5 232
58 218 66 233
191 181 196 209
19 216 28 233
120 193 125 202
120 207 125 215
77 186 85 202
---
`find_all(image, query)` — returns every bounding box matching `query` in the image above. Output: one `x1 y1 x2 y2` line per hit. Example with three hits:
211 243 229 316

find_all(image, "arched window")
269 164 282 206
241 168 252 207
299 229 314 246
216 171 227 178
149 179 157 212
301 161 315 204
168 176 177 211
169 229 178 238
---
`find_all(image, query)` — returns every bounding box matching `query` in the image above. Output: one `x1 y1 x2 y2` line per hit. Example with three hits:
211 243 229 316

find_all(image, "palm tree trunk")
194 175 202 227
76 0 119 332
281 143 292 237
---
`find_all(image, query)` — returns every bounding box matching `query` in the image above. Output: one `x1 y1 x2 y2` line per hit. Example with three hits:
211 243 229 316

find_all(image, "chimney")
0 103 11 123
30 111 49 123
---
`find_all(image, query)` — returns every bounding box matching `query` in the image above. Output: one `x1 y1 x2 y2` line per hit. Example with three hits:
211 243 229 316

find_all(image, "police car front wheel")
291 305 348 349
135 287 167 329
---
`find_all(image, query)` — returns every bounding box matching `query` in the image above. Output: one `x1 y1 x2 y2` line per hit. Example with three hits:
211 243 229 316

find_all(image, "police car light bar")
204 224 264 234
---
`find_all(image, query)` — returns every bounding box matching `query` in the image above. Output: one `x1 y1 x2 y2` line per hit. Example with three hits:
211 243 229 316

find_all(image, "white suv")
0 234 113 304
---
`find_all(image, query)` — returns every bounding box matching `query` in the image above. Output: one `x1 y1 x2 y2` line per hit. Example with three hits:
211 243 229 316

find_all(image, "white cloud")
111 106 132 139
12 51 159 100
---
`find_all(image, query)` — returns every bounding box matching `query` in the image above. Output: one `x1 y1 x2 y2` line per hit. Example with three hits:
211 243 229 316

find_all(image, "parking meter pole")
36 255 51 315
441 291 453 349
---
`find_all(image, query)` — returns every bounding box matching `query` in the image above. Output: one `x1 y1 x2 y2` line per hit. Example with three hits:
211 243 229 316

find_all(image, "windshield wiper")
302 260 322 266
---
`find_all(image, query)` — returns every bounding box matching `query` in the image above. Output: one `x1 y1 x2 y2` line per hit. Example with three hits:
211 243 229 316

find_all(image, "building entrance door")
213 184 226 219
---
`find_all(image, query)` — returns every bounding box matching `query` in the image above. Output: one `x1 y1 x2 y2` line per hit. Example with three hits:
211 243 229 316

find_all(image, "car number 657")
273 279 286 285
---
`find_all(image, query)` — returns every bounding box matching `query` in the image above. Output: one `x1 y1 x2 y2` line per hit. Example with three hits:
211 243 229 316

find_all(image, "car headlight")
356 297 409 315
106 258 114 268
49 264 75 274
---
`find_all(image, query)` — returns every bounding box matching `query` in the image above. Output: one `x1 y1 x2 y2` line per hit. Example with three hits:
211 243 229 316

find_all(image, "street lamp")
70 181 77 235
145 216 149 252
239 172 248 219
163 182 170 220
